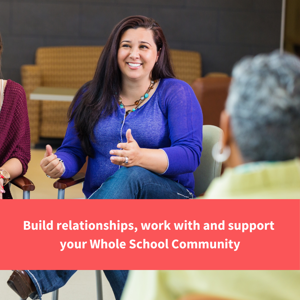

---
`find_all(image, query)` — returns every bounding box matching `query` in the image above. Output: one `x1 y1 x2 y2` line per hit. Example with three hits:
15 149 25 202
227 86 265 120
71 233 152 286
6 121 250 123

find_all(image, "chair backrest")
191 77 231 127
36 46 104 88
194 125 223 196
35 46 201 88
170 49 201 84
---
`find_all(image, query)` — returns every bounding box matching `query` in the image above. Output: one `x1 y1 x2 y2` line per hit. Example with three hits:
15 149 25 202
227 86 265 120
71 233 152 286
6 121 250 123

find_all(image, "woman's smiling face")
118 27 159 82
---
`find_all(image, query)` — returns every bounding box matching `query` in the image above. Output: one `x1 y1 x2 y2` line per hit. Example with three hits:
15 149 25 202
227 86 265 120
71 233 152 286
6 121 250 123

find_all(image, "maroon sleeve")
6 83 31 175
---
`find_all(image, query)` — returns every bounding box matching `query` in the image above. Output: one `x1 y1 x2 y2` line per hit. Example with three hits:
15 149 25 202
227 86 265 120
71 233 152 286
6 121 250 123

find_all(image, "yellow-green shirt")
204 159 300 199
121 270 300 300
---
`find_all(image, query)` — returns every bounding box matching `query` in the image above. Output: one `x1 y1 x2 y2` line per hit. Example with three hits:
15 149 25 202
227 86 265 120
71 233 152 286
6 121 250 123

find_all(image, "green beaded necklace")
119 80 157 116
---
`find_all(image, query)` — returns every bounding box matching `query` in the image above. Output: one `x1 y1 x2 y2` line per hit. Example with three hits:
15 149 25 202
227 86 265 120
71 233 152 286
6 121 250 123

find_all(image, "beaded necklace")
119 80 157 116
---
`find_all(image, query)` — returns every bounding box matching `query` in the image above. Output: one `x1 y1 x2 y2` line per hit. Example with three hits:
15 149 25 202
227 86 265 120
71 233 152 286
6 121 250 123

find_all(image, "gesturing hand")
40 144 64 178
110 129 141 167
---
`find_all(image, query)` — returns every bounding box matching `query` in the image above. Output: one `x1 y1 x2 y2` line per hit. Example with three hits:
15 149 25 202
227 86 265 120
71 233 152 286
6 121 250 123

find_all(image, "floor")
0 270 115 300
4 150 115 300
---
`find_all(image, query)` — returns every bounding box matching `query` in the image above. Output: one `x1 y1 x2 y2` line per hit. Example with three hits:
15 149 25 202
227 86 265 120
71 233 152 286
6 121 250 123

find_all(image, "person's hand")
0 178 4 199
110 129 142 167
40 144 64 178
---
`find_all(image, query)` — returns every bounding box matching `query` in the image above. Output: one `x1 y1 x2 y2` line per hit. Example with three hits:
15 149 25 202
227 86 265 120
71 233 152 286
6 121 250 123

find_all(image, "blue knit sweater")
56 78 203 197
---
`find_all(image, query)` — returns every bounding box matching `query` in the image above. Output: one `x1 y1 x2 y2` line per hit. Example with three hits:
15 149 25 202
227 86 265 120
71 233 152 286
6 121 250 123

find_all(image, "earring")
212 142 231 163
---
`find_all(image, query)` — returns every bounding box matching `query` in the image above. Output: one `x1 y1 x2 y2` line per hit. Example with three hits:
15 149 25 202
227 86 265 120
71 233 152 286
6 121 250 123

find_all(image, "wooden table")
30 86 78 101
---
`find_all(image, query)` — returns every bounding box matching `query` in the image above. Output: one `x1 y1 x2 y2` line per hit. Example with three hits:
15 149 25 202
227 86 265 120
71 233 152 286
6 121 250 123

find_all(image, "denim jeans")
25 168 191 300
89 166 193 199
26 270 128 300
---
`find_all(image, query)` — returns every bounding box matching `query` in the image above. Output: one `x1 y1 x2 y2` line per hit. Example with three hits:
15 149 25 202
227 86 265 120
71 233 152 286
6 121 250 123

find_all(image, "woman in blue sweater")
7 15 202 300
41 15 203 199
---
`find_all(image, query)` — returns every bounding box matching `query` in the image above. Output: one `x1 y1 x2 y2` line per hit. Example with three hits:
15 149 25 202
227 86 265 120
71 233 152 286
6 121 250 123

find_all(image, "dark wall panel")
150 8 218 43
187 0 253 10
12 3 80 36
219 11 281 45
0 0 281 83
80 4 149 38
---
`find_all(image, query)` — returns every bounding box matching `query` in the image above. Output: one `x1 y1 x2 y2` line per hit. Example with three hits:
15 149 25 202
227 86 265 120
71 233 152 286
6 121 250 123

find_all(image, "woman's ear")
220 110 231 148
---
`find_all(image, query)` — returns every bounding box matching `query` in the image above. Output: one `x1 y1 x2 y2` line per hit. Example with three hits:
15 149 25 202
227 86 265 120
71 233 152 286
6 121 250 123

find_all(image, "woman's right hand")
40 145 64 179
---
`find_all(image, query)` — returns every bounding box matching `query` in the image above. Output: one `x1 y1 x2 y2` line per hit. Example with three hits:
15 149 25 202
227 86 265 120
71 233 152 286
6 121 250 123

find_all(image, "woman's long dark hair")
68 15 175 157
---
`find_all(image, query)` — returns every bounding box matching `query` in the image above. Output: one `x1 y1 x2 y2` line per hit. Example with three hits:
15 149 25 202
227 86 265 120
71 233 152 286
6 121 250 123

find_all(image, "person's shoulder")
6 80 25 93
79 80 91 94
74 80 91 102
160 78 191 90
158 78 195 100
159 78 194 97
5 80 26 102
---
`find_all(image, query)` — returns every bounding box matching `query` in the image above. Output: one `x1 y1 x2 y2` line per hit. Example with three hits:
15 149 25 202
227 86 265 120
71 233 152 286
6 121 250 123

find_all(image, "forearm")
137 148 168 174
1 158 23 180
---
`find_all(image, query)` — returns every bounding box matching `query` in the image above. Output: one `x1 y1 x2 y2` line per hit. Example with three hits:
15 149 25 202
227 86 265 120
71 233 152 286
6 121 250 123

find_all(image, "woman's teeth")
128 63 141 67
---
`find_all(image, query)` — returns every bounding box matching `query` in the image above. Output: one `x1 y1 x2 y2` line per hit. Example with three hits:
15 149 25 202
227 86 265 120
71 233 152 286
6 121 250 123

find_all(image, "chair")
51 169 102 300
193 125 223 197
191 77 231 127
10 176 35 199
51 271 103 300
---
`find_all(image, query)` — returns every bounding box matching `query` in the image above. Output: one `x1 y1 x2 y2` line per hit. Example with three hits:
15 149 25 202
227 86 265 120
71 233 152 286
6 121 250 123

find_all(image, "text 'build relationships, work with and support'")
24 219 276 252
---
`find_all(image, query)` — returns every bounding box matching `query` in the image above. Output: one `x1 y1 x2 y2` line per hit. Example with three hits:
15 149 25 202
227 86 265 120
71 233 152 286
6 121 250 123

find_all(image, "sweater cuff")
159 149 169 175
58 158 66 176
161 146 197 176
55 152 75 178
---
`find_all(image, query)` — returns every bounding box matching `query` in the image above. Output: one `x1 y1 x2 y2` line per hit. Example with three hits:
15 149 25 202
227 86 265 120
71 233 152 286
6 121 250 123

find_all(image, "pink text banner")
0 199 299 270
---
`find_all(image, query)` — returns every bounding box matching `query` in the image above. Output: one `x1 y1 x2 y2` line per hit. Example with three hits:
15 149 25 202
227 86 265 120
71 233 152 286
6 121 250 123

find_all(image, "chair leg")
52 289 59 300
23 191 30 199
57 189 65 199
95 271 103 300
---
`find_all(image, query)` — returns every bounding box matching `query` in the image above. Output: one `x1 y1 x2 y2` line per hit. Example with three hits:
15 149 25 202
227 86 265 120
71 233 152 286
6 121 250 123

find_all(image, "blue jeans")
26 270 128 300
89 166 193 199
25 168 191 300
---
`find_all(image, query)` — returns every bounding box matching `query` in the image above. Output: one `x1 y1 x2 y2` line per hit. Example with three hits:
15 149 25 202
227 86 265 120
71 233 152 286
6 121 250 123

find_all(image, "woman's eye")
122 44 130 48
140 45 148 49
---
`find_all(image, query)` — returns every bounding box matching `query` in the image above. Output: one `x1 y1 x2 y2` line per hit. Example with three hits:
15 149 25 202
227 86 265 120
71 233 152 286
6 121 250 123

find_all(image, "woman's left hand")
110 129 142 167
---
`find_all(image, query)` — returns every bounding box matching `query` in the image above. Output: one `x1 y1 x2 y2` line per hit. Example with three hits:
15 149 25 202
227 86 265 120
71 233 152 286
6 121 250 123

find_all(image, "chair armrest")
11 176 35 192
53 173 85 190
